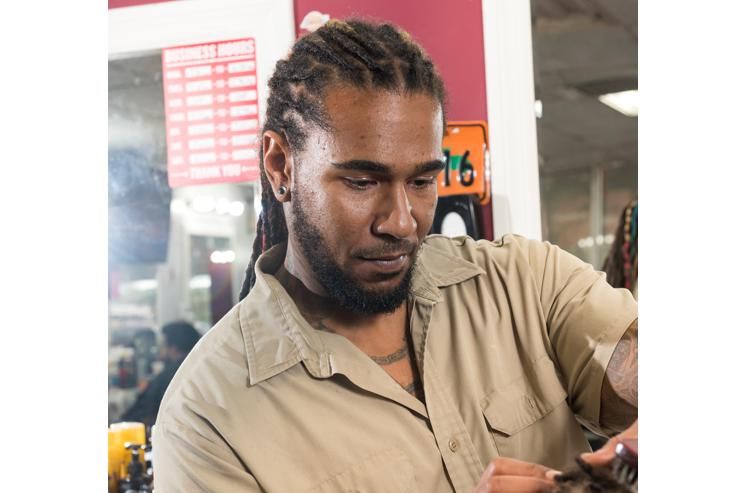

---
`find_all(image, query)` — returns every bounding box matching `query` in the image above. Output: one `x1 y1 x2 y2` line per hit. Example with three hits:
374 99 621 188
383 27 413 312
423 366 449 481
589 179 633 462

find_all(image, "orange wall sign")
437 121 490 204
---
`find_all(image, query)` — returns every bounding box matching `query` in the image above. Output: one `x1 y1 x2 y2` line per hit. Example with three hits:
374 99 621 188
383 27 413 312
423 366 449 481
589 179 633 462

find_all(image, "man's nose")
372 184 417 239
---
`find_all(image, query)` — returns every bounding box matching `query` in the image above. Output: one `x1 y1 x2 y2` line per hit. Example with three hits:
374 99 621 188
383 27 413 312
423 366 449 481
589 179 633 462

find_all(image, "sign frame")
438 120 491 205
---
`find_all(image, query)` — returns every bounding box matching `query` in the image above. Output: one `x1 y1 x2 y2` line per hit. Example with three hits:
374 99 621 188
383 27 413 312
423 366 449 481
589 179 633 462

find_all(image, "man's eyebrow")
331 160 391 173
330 159 446 175
413 160 446 175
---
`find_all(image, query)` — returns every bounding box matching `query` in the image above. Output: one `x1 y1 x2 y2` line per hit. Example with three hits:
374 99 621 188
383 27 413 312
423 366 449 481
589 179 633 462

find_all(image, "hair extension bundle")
603 201 638 293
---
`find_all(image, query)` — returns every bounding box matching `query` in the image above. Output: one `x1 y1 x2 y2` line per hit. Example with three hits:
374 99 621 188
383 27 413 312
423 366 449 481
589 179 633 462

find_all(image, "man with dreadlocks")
154 19 638 493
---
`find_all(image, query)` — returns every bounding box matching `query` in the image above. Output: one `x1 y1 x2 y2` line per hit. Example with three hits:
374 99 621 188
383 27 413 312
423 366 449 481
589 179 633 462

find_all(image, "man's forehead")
315 85 444 163
322 85 442 128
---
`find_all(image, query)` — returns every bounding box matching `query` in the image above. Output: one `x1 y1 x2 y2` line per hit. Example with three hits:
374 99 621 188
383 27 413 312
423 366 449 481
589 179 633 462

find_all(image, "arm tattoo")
600 318 638 431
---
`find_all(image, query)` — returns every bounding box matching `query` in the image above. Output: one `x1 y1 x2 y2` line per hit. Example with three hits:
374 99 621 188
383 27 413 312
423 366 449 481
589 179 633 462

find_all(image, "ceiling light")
534 100 543 118
577 237 594 249
577 234 617 249
210 250 236 264
192 196 215 213
215 198 231 215
189 275 212 289
129 279 157 291
598 90 638 117
229 201 245 216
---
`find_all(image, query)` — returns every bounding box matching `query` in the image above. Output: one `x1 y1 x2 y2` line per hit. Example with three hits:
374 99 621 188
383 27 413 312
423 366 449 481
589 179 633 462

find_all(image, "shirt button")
448 439 459 453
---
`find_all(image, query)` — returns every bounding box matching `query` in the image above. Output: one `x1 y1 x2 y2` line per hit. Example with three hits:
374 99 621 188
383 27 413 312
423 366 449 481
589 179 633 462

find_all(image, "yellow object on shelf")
108 422 146 493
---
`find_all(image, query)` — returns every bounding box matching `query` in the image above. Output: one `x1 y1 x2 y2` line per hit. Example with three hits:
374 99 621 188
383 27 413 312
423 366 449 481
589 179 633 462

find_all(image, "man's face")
285 86 445 314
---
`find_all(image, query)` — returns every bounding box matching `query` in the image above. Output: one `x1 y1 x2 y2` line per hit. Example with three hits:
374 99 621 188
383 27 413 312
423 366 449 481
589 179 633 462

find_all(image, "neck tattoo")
314 319 335 334
403 381 417 394
369 346 409 366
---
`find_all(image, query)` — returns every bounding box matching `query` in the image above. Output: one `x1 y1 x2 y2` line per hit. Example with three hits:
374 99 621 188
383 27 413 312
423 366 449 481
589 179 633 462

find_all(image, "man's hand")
473 420 637 492
473 457 560 493
581 419 637 468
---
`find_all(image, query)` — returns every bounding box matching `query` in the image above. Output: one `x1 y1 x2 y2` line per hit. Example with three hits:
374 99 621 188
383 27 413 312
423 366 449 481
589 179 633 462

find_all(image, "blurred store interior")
533 0 637 268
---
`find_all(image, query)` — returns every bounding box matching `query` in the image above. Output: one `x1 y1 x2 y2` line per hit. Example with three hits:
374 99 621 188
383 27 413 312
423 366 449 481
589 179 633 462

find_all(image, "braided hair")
603 201 638 292
239 19 447 300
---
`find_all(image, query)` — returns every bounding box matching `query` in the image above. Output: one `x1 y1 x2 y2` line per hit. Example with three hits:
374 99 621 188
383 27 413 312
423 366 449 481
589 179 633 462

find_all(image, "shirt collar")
240 238 485 385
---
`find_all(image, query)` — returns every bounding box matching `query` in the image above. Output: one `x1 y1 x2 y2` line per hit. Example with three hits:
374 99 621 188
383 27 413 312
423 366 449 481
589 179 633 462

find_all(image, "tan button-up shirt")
153 234 637 492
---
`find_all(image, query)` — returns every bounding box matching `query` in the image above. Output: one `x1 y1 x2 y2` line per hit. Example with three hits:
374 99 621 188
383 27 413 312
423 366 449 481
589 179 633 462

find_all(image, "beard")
290 190 415 315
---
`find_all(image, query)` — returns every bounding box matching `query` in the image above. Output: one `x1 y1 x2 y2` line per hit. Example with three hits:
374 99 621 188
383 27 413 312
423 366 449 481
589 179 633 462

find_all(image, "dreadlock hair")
603 200 638 292
239 19 448 301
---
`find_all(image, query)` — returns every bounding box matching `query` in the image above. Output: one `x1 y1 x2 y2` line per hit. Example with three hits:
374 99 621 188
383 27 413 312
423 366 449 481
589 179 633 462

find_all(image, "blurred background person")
120 321 200 426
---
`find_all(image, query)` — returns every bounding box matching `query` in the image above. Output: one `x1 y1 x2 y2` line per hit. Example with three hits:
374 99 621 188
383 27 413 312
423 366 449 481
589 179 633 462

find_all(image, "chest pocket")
481 356 569 464
305 448 418 493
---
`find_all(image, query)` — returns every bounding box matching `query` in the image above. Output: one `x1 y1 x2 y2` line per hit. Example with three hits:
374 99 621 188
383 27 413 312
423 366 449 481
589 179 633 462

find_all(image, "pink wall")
108 0 174 9
109 0 488 121
293 0 488 121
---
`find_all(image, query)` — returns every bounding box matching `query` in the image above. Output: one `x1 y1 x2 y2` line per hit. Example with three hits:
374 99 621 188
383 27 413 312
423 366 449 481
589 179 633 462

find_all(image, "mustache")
354 239 418 258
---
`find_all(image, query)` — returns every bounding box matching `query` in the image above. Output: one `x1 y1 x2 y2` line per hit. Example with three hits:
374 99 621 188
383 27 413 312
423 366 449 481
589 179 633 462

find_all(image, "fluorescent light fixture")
129 279 157 291
192 196 215 213
189 275 212 289
577 234 616 249
229 201 245 217
215 198 231 215
598 90 638 117
577 237 594 249
210 250 236 264
534 99 543 118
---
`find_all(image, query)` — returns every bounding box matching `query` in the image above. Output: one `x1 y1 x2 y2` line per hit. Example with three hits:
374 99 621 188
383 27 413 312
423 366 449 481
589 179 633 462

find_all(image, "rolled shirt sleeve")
525 237 637 435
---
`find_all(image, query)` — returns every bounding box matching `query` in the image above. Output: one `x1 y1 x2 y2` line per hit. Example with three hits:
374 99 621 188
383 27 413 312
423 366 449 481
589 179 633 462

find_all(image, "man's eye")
344 178 376 190
411 177 437 189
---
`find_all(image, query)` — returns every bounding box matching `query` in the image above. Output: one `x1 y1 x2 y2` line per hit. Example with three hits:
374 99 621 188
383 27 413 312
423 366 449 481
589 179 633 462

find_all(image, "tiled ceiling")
532 0 637 172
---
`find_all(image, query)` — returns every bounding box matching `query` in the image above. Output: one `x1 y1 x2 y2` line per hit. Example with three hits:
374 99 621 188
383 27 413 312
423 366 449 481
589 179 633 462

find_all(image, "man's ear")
262 130 293 202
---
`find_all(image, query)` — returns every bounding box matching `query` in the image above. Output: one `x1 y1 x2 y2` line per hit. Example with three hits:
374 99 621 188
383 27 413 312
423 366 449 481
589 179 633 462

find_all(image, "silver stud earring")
277 185 288 196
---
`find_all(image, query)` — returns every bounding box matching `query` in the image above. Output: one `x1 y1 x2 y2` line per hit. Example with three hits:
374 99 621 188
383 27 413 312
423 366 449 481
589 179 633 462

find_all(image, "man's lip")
356 254 410 275
359 252 413 261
